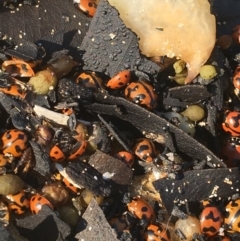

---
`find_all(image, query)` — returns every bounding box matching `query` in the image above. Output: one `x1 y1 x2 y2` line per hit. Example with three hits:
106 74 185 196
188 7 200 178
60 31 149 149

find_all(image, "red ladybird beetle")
2 59 35 77
222 111 240 137
127 197 155 222
30 194 53 214
5 190 29 214
221 140 240 167
133 138 158 163
74 0 97 17
106 70 131 89
115 151 134 167
76 71 103 92
49 145 66 162
1 129 28 158
144 223 171 241
124 81 157 110
68 140 87 160
200 201 223 237
225 199 240 233
0 84 27 99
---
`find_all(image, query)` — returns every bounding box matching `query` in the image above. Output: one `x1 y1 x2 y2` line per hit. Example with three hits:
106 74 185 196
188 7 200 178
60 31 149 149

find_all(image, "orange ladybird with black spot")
127 197 155 222
1 129 28 158
68 140 88 160
225 199 240 233
200 202 223 237
2 59 35 77
124 80 157 110
133 138 157 163
115 151 134 167
30 194 53 214
222 111 240 137
0 84 27 99
144 223 171 241
5 190 29 214
76 71 103 92
74 0 97 17
49 145 66 162
106 70 131 89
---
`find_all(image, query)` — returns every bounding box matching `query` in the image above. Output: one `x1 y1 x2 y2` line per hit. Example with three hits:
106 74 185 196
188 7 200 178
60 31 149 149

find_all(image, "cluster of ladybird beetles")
2 1 240 240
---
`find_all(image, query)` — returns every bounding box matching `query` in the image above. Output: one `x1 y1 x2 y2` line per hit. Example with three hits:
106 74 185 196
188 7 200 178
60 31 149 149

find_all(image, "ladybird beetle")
225 199 240 233
144 223 171 241
200 202 223 237
30 194 53 214
68 140 87 160
106 70 131 89
221 140 240 167
76 71 103 92
232 25 240 44
133 138 158 163
115 151 134 167
0 84 27 99
0 201 9 226
5 190 29 214
62 177 81 194
49 145 66 162
222 111 240 137
109 215 129 233
124 81 157 110
74 0 97 17
1 129 28 158
2 59 35 77
127 197 155 222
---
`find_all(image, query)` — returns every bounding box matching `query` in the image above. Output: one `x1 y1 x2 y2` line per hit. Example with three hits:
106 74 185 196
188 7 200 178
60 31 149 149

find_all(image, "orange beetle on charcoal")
222 111 240 137
127 197 155 222
106 70 131 89
199 201 223 237
0 84 27 99
30 194 53 214
124 81 157 110
115 151 134 167
225 198 240 233
144 223 171 241
5 190 29 215
74 0 97 17
2 59 35 77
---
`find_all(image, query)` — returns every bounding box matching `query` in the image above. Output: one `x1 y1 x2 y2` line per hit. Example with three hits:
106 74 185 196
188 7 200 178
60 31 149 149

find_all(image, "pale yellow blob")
107 0 216 84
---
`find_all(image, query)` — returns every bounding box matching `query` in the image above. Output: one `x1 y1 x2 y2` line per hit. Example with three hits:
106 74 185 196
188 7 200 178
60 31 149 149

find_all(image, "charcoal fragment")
80 0 160 78
66 160 115 197
16 205 70 241
84 93 225 167
153 167 240 213
75 198 118 241
89 150 133 187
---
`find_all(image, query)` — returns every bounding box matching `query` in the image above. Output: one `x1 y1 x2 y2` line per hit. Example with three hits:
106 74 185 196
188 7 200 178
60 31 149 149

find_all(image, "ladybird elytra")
225 199 240 233
106 70 131 89
222 111 240 137
49 145 66 162
124 81 157 110
1 129 28 158
30 194 53 214
200 203 223 237
133 138 157 163
127 197 155 222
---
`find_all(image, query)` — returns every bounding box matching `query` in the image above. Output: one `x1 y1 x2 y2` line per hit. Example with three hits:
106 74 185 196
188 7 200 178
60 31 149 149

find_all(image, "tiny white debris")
102 172 115 179
109 33 116 39
223 178 232 185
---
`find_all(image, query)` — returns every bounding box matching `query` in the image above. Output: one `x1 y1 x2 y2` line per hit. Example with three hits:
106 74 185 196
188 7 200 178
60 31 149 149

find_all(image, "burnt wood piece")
84 92 226 167
66 160 116 197
89 150 133 186
16 205 71 241
75 198 118 241
153 167 240 213
80 0 160 78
